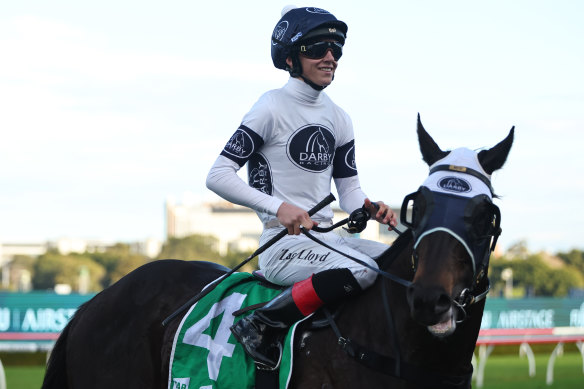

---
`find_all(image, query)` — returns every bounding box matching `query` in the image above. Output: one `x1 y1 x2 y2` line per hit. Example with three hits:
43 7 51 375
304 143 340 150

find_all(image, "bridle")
301 165 501 387
401 164 501 313
308 164 500 314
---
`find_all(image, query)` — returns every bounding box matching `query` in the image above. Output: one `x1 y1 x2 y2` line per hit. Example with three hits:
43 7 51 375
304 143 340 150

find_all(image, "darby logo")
438 176 472 193
306 7 330 14
287 125 335 172
223 129 254 159
273 20 289 45
344 144 357 171
248 153 273 195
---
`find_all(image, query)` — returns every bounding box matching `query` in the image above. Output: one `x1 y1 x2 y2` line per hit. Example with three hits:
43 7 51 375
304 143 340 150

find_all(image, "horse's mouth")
427 308 456 337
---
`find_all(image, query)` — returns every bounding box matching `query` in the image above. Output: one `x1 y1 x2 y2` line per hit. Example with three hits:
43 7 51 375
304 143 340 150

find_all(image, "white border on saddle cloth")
423 148 492 199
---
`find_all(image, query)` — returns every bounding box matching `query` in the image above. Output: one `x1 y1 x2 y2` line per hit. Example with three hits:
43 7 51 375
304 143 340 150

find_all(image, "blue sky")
1 1 582 253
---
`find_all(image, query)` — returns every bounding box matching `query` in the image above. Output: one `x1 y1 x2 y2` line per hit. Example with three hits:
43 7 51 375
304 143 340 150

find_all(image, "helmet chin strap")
288 54 329 91
300 75 327 91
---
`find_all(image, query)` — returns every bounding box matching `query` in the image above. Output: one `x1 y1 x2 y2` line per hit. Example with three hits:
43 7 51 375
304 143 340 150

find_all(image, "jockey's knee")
351 260 379 290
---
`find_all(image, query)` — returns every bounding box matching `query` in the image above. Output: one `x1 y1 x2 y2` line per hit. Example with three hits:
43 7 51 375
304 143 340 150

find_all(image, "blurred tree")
110 253 149 284
557 249 584 270
505 240 530 260
9 255 36 269
90 243 149 287
32 250 62 290
155 234 260 271
156 234 220 261
490 251 584 297
33 251 106 292
221 249 258 272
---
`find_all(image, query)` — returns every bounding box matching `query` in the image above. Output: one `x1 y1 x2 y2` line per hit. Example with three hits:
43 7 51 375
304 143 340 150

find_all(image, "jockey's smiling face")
286 39 341 88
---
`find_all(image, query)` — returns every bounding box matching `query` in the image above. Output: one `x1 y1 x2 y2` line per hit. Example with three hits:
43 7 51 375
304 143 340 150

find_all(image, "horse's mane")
376 229 413 271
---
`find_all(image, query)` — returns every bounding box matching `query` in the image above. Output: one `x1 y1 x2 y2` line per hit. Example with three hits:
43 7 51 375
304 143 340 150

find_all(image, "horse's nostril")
435 294 452 314
407 284 452 316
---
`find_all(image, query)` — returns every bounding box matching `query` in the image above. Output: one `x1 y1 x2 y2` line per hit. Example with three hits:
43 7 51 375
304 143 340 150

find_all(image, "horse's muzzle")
406 283 457 336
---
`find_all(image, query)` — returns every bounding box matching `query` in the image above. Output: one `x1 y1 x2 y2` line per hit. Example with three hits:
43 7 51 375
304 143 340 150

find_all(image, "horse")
41 116 514 389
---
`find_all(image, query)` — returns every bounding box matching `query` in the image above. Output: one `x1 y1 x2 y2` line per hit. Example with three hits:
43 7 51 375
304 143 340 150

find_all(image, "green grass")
5 365 46 388
1 352 582 388
478 352 583 389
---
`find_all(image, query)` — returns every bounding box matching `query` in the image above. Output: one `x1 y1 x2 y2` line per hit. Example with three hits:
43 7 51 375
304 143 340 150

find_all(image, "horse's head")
307 128 330 154
403 114 514 337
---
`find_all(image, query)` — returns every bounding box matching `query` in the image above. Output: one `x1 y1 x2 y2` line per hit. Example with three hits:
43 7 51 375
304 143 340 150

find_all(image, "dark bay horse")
42 117 514 388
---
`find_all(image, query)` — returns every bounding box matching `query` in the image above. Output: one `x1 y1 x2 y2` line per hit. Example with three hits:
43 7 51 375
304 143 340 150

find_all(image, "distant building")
0 237 162 291
0 238 162 268
165 197 262 255
0 242 47 266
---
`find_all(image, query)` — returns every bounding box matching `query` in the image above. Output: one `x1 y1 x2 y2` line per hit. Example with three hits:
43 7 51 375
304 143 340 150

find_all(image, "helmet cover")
271 7 348 70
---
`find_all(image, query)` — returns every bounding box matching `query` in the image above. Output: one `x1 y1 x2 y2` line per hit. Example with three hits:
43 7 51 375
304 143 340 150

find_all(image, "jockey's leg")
230 268 364 369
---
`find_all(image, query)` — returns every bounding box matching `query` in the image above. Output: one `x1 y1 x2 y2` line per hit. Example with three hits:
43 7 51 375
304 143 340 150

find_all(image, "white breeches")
258 228 389 289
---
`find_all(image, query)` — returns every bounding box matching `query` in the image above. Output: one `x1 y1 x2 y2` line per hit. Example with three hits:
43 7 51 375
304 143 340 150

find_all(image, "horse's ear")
417 113 449 166
478 127 515 174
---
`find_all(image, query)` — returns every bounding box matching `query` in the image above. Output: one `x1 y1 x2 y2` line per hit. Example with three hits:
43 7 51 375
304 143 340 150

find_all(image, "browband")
429 164 494 196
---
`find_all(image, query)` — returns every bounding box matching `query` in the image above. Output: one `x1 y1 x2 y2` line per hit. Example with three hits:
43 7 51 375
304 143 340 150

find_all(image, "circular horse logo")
344 144 357 171
438 176 472 193
223 128 255 159
273 21 289 45
306 7 331 14
248 153 273 195
287 125 335 172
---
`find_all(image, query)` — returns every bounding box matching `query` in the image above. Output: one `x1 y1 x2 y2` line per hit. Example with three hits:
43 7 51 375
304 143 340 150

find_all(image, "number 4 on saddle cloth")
169 272 311 389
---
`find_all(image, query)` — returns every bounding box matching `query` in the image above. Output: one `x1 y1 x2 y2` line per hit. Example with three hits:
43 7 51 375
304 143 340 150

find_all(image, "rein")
308 218 490 307
301 227 411 288
298 199 491 327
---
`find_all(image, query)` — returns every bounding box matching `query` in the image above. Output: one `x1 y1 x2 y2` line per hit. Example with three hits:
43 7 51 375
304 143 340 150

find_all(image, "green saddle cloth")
168 272 301 389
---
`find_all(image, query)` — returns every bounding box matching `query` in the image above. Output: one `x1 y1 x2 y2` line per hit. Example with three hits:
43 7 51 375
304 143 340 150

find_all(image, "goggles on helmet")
299 41 343 61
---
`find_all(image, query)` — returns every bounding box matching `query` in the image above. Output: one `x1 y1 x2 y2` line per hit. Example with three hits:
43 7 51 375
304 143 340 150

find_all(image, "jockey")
206 6 398 369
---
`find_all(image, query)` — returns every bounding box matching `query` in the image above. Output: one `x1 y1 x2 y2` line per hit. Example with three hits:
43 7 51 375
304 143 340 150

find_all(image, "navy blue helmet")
271 7 348 72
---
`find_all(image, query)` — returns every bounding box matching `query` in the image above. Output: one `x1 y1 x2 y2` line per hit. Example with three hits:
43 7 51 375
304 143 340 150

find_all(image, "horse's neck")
342 235 483 377
334 236 415 357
